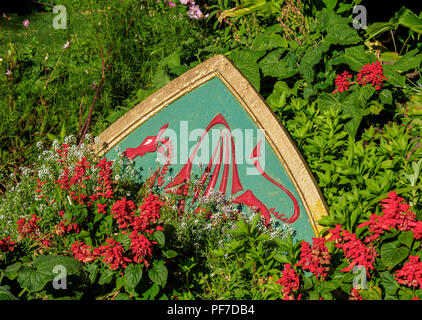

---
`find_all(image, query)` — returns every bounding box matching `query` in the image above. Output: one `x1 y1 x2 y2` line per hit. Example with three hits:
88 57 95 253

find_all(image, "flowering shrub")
0 138 173 300
262 192 422 300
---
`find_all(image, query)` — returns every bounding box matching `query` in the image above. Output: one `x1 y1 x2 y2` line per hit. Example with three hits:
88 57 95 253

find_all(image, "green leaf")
398 9 422 34
321 0 337 10
0 286 18 300
380 271 400 296
398 231 414 249
317 93 341 111
299 41 330 84
379 89 393 105
124 264 143 293
17 266 48 293
274 254 290 264
230 49 266 91
342 91 363 138
325 24 361 45
259 49 289 78
152 231 165 247
98 269 114 285
33 255 85 278
381 241 410 269
4 262 22 280
383 64 406 87
142 283 160 300
341 46 376 72
359 85 376 100
365 22 397 40
252 33 288 50
392 50 422 73
148 261 168 288
87 263 99 284
163 250 178 259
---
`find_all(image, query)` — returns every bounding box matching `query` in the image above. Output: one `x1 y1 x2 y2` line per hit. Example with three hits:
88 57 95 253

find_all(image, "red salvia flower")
276 264 300 300
358 191 420 242
395 255 422 289
0 236 15 252
327 226 378 274
96 238 131 270
332 71 353 93
296 238 331 279
129 231 154 264
349 288 363 300
17 214 41 239
94 158 114 199
71 241 98 263
112 197 136 230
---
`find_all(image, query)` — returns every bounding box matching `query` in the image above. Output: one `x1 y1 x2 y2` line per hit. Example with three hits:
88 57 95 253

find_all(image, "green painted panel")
106 77 314 242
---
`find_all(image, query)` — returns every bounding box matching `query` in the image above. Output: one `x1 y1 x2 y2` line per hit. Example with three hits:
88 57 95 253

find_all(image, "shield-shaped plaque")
95 55 329 241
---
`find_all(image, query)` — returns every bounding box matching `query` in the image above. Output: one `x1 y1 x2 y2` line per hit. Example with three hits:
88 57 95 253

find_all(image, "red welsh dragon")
124 113 300 225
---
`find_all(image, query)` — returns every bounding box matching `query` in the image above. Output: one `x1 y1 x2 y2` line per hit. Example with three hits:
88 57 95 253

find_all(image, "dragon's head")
123 123 169 160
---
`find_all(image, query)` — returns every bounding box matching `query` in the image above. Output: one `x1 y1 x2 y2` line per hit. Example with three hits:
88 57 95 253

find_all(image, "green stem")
18 287 27 298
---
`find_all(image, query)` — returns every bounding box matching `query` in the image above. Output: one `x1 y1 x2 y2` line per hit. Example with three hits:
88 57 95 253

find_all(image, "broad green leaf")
33 255 85 278
380 271 400 296
124 264 143 292
379 89 393 105
87 263 99 284
326 24 361 45
398 9 422 34
383 64 406 87
163 250 178 259
0 286 18 300
17 266 48 293
148 261 168 288
259 49 289 78
253 33 287 50
392 50 422 73
4 262 22 280
342 91 363 138
342 46 376 72
230 49 266 91
398 231 414 249
153 230 165 247
274 254 290 264
98 268 114 285
365 22 396 40
299 41 330 84
381 241 410 269
321 0 337 10
317 93 341 111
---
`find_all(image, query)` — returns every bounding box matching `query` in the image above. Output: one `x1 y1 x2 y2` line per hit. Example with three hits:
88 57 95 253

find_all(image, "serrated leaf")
326 23 361 45
379 89 393 105
4 262 22 280
148 261 168 288
392 50 422 73
230 50 266 91
17 266 48 293
259 49 289 78
253 33 287 50
98 269 114 285
124 264 143 293
383 64 406 87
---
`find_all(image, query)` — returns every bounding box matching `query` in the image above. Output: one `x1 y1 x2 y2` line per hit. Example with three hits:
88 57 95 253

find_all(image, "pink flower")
23 19 30 27
5 70 11 76
168 1 176 7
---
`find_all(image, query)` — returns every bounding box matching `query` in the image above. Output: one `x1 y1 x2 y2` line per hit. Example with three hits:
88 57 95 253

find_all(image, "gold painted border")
95 54 329 236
